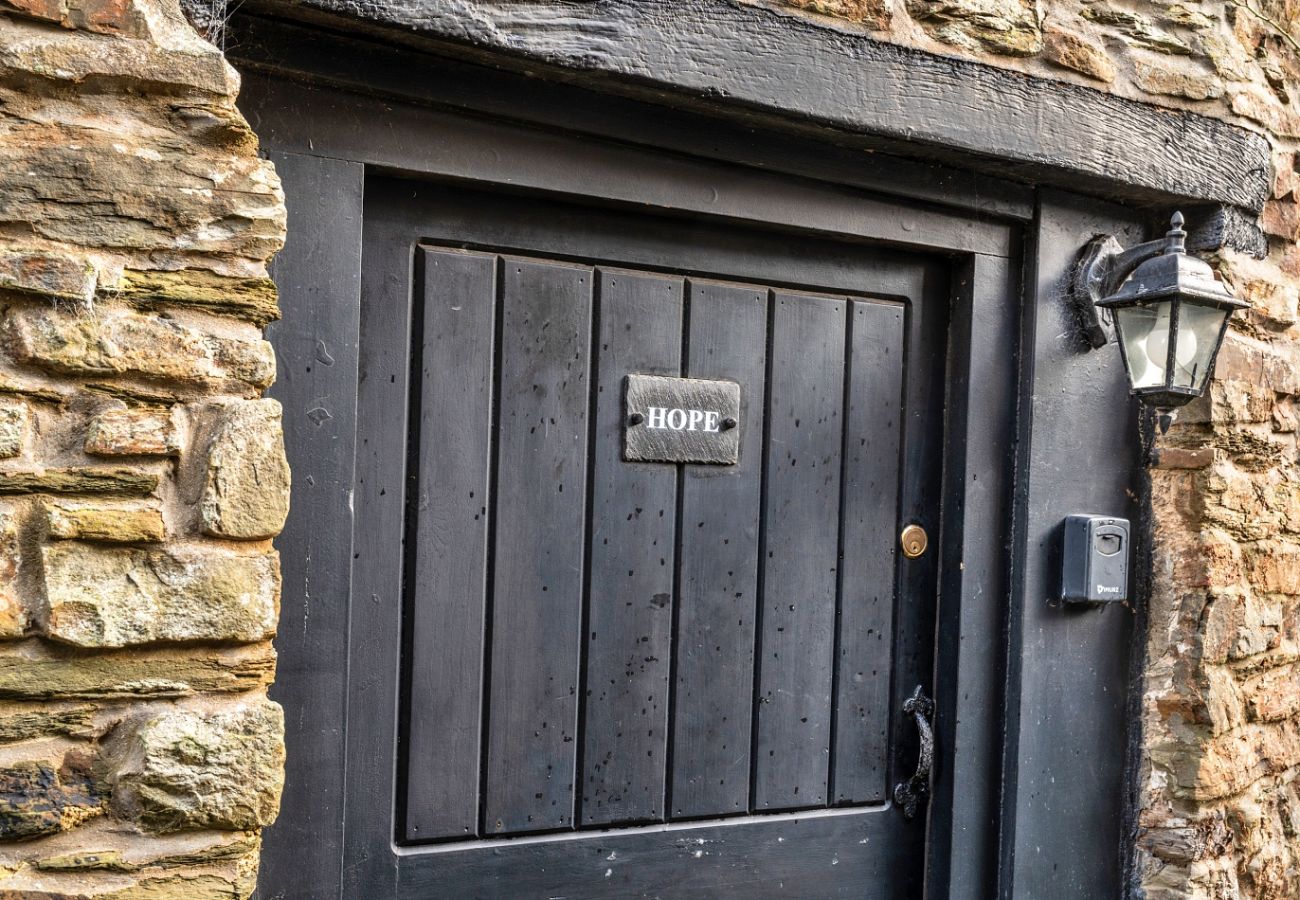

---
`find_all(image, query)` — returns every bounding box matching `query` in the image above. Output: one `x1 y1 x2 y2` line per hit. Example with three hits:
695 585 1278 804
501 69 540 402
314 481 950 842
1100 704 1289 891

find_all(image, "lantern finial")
1167 212 1186 253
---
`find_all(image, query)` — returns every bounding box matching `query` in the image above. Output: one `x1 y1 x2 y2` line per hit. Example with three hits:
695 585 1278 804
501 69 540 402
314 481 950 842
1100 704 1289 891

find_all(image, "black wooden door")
351 177 949 897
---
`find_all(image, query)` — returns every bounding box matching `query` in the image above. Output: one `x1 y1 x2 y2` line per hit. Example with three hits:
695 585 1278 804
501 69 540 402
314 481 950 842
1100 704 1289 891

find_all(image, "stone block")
115 269 280 326
1277 243 1300 279
0 705 95 744
10 307 275 391
1202 664 1247 734
1268 482 1300 533
1152 447 1216 469
1079 5 1190 53
781 0 890 29
0 468 157 497
0 113 283 266
44 499 166 543
1242 662 1300 722
1242 283 1299 333
34 849 135 873
0 401 29 460
201 400 290 541
0 14 232 96
1204 464 1282 542
1213 331 1300 396
0 0 148 33
1042 26 1115 82
1180 721 1300 800
1274 151 1298 200
1132 57 1223 100
1245 541 1300 595
1272 396 1296 433
1262 200 1300 242
1207 367 1284 422
1205 428 1283 470
31 831 260 874
1202 32 1254 82
16 834 264 897
1140 814 1233 863
0 754 104 840
905 0 1042 55
0 510 26 639
108 701 284 833
1232 86 1300 140
0 378 66 406
1203 590 1281 663
0 642 276 700
43 544 279 648
0 871 259 898
64 0 147 35
1200 530 1246 589
84 407 178 457
0 0 65 24
0 252 95 303
1162 4 1214 28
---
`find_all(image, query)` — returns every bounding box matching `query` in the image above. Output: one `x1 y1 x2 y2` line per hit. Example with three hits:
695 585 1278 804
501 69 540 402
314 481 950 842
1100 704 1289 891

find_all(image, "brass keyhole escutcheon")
901 524 928 559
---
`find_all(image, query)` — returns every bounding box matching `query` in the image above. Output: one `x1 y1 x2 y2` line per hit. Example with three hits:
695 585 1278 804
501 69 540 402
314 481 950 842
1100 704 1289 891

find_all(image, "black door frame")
229 11 1180 898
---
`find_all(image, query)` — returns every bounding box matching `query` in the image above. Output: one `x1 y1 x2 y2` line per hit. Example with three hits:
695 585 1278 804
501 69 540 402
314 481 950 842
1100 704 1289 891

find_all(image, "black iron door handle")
893 685 935 820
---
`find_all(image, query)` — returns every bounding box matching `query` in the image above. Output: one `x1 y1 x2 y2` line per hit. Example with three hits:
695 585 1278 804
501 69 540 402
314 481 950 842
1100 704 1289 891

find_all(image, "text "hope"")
646 407 721 432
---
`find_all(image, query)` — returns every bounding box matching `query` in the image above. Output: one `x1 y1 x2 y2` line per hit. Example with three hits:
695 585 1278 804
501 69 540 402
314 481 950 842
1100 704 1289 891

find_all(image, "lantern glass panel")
1170 301 1229 392
1115 300 1173 389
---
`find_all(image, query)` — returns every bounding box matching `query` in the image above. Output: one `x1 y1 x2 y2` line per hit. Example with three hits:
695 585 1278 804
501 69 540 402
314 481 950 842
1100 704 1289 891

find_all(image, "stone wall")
764 0 1300 895
0 0 286 895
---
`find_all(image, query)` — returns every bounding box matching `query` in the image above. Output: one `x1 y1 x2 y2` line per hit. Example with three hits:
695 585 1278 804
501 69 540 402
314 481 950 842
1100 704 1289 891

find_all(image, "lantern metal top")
1094 213 1247 312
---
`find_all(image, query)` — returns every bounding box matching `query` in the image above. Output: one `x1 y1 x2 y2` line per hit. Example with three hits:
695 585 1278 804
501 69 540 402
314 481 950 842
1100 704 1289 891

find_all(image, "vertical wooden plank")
1002 194 1140 900
402 248 496 841
669 281 768 819
830 300 905 804
341 190 413 899
259 150 362 900
927 252 1016 897
483 258 592 835
580 270 682 827
752 291 846 812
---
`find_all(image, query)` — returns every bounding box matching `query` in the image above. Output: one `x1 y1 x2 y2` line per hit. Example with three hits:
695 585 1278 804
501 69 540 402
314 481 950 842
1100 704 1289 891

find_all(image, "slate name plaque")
624 374 741 465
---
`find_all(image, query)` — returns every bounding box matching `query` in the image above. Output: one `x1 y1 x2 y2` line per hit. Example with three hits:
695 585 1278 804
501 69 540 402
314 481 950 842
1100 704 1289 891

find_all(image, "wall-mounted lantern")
1073 213 1248 412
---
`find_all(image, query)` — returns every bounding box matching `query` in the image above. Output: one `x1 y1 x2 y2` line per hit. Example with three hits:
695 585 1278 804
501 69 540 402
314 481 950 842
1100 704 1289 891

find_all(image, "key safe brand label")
623 374 741 465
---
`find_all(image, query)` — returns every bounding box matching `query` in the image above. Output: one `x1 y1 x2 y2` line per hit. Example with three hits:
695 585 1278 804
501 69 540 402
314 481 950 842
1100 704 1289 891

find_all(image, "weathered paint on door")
357 178 948 895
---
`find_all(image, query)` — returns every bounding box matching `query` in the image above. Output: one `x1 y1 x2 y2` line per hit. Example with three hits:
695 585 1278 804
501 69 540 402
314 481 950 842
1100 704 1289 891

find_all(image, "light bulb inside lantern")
1143 305 1198 373
1122 303 1167 388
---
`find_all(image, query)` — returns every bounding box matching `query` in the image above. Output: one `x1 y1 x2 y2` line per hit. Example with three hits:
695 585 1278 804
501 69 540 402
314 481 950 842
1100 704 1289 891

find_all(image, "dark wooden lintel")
251 0 1270 214
1185 205 1269 258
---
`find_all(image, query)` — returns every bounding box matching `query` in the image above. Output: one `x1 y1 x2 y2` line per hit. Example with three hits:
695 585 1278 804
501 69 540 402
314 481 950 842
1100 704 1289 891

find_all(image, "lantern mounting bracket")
1071 232 1176 350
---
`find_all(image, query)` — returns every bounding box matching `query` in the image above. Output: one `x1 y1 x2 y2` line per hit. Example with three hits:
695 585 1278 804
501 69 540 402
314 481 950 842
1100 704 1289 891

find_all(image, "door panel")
364 178 948 897
834 301 906 805
752 292 846 813
481 258 593 835
582 270 683 828
404 247 496 841
670 281 767 820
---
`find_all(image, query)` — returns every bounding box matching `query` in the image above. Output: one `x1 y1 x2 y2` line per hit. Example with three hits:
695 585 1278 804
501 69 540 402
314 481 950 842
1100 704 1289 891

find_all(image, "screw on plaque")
721 416 738 430
628 412 645 426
